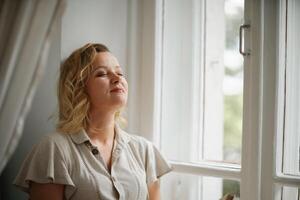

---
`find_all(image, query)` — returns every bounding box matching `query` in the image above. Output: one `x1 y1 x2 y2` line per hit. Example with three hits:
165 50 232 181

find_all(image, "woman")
14 43 172 200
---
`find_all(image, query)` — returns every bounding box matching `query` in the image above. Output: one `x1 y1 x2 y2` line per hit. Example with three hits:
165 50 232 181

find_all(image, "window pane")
161 172 240 200
160 0 203 162
274 185 300 200
283 0 300 177
203 0 244 164
160 0 244 164
222 0 244 164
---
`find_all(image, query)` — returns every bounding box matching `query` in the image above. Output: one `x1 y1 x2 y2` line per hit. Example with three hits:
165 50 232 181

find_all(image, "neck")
87 109 116 144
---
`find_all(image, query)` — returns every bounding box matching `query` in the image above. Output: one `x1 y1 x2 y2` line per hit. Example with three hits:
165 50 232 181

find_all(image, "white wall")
61 0 128 67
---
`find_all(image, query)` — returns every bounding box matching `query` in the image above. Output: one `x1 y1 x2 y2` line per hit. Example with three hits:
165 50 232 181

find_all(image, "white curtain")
0 0 65 173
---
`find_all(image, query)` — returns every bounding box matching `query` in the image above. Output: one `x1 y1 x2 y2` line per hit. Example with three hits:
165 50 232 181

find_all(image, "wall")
61 0 128 67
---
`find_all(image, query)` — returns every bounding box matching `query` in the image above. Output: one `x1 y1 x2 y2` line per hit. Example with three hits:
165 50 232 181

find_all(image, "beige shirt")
13 125 172 200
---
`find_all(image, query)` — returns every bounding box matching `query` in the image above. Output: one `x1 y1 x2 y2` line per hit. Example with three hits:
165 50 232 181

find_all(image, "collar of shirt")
69 124 131 155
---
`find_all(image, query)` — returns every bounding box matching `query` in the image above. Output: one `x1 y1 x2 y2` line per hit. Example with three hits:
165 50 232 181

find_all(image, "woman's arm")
148 180 160 200
30 182 64 200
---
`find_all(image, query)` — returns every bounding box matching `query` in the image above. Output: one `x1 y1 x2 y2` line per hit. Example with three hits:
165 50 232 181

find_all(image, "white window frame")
126 0 300 199
273 0 300 193
276 0 300 179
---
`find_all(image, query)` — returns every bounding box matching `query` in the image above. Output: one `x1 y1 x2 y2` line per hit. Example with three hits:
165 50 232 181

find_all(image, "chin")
111 98 127 108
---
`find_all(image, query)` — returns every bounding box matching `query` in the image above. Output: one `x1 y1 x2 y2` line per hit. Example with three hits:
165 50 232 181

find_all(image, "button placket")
111 166 125 199
85 141 107 169
111 176 116 182
112 180 124 199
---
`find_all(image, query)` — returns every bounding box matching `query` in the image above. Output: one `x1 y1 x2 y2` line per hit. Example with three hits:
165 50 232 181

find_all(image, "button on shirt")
13 125 173 200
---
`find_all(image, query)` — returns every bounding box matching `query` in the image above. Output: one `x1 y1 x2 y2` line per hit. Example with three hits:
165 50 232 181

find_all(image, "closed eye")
96 73 107 77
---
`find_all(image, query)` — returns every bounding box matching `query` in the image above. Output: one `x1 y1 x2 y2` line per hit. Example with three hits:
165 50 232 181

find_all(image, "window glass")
283 0 300 177
274 184 300 200
222 0 244 164
161 172 240 200
160 0 203 162
160 0 244 164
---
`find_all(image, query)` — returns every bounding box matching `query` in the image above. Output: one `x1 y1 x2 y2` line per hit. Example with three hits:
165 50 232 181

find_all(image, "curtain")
0 0 65 173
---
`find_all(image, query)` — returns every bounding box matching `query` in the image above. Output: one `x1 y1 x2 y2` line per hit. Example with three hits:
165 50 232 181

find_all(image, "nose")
111 73 120 84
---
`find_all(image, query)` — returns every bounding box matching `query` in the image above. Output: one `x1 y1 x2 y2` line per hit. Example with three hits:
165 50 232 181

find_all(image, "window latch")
239 24 251 56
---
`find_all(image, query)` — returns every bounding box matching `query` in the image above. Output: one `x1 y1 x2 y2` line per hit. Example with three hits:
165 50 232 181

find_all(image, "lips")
110 88 124 93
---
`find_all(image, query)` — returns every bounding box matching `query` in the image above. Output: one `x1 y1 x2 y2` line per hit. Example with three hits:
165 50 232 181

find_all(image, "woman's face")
86 52 128 112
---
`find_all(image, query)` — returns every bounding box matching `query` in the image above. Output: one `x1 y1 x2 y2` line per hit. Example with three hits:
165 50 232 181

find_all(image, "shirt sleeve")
144 141 173 184
13 135 76 195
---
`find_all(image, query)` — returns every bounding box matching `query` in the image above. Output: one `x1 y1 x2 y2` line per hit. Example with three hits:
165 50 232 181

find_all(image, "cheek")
123 79 129 92
86 79 107 99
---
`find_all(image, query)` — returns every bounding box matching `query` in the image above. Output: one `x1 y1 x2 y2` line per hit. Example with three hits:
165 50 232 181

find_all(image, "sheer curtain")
0 0 65 173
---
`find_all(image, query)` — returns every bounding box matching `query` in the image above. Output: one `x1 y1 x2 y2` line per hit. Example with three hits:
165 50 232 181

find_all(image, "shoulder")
119 130 157 162
120 130 152 149
36 132 70 150
43 132 71 146
31 132 73 162
14 132 76 192
119 129 173 182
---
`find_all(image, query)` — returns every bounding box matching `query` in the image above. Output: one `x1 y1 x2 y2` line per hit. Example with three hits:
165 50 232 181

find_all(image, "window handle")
239 24 251 56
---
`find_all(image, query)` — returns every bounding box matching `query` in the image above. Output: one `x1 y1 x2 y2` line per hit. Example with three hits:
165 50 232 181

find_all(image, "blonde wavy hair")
56 43 126 134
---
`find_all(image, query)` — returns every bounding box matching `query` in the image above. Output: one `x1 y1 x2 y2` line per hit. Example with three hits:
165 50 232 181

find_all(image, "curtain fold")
0 0 66 173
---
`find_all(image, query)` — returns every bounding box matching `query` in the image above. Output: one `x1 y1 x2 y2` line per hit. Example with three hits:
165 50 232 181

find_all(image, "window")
158 0 243 198
127 0 300 199
161 172 240 199
274 0 300 199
